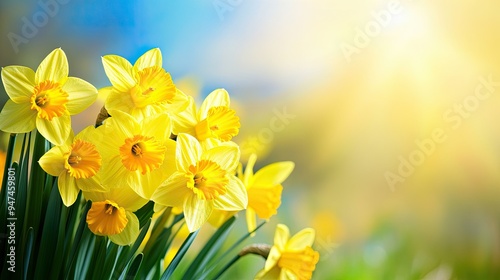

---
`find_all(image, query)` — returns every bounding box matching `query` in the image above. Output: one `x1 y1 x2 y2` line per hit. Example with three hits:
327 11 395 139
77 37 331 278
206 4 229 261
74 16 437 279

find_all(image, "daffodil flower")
101 48 188 121
173 89 240 144
244 154 294 233
0 48 98 145
255 224 319 280
207 154 294 230
96 110 176 199
151 133 248 232
84 186 148 246
39 126 105 206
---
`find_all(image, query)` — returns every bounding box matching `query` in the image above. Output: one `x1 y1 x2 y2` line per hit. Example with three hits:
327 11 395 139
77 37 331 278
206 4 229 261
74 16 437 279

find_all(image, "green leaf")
198 221 267 279
114 218 152 279
34 176 61 278
118 253 143 280
183 216 236 280
49 198 69 279
161 230 199 280
102 242 120 279
23 227 34 280
73 227 95 279
134 200 155 228
64 201 91 279
24 131 51 278
88 236 107 279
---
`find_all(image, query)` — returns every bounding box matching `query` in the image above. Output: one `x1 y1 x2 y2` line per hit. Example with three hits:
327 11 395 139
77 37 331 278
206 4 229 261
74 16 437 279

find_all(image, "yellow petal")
171 96 198 135
105 109 140 138
165 88 189 114
142 113 171 142
286 228 315 251
0 100 36 133
35 48 68 84
275 224 290 252
255 264 281 280
83 186 147 211
198 88 230 120
105 88 134 114
280 269 294 280
160 139 177 176
248 184 282 219
203 145 240 172
154 203 167 213
243 153 257 186
208 209 235 228
265 247 282 273
151 172 190 208
1 66 35 102
87 200 128 236
213 176 247 211
176 133 202 172
77 176 107 193
102 54 136 92
136 169 166 199
113 187 149 211
109 211 139 246
101 155 134 189
245 207 257 234
58 173 80 206
64 77 98 115
38 145 67 176
251 162 295 187
36 114 71 146
75 125 97 142
134 48 162 71
184 194 212 232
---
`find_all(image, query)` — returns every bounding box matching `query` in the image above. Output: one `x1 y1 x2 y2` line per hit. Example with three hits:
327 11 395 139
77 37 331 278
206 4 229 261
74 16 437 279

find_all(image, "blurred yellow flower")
96 110 176 199
84 185 148 246
39 126 105 206
101 48 188 121
243 154 294 233
152 133 247 232
0 48 98 145
255 224 319 280
0 150 5 186
173 89 240 144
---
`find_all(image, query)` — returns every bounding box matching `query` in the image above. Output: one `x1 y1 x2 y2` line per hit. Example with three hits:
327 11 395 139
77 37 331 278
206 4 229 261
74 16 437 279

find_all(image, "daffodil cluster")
0 48 319 279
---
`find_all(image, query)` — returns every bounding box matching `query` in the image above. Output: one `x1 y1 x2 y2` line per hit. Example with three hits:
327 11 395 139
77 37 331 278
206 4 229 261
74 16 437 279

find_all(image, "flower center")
86 200 128 236
119 135 166 174
277 247 320 280
30 80 69 120
195 106 240 141
64 139 101 179
130 66 176 108
187 160 229 200
247 185 283 219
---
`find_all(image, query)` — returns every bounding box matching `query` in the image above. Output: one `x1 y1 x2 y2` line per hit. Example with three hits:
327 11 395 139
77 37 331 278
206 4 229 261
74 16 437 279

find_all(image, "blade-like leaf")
183 216 236 280
161 230 199 280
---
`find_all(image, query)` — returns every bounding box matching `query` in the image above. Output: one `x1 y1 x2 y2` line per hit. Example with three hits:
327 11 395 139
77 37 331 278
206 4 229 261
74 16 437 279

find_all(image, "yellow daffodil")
207 154 294 230
243 154 294 233
151 133 247 232
101 48 188 121
255 224 319 280
0 48 98 145
96 110 176 199
84 185 148 246
172 89 240 145
39 126 105 206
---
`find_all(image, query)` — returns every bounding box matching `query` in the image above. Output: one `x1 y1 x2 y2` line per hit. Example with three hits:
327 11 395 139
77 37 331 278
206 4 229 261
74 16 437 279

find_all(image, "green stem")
212 254 241 280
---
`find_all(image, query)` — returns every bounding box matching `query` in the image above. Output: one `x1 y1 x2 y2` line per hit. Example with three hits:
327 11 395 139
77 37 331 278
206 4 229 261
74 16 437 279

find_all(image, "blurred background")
2 0 500 279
